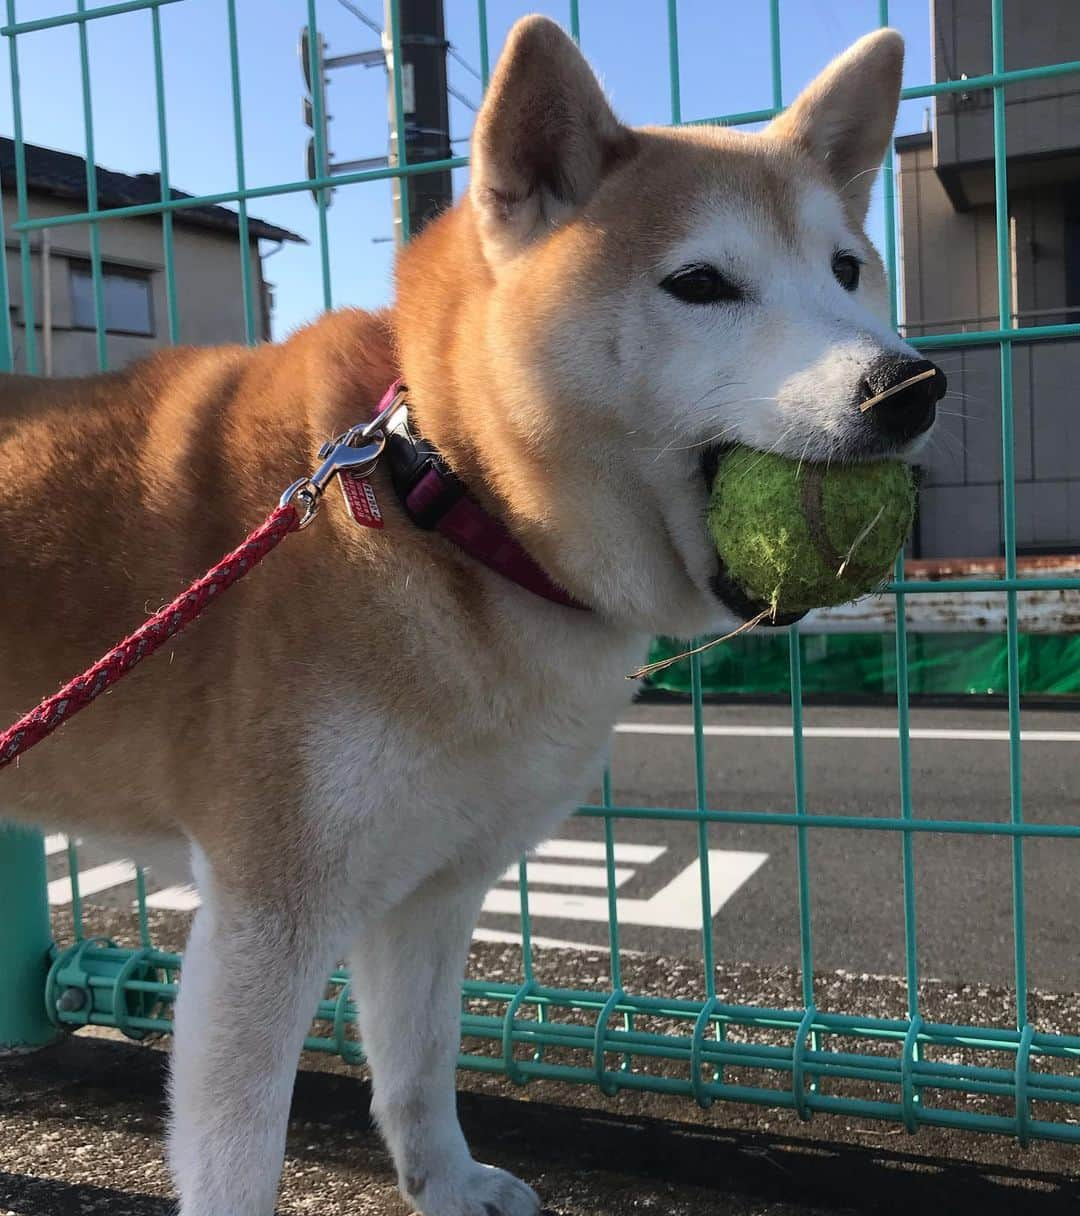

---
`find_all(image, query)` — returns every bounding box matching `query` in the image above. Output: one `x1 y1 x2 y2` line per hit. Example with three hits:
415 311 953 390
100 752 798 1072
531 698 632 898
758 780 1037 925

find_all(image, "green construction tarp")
643 632 1080 698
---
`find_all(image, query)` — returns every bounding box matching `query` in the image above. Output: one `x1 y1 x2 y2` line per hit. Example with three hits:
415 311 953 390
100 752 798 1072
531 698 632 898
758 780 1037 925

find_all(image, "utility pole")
385 0 452 244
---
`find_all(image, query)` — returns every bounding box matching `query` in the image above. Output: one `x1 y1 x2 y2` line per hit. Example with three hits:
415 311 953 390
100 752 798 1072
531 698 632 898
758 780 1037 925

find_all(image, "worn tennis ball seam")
799 464 843 574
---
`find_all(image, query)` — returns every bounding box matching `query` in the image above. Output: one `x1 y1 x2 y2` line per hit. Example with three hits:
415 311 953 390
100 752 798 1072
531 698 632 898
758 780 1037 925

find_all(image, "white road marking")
482 850 767 930
44 833 69 856
144 884 201 912
64 837 747 938
471 927 642 953
134 893 644 950
139 842 648 917
616 723 1080 743
48 860 138 906
532 840 666 864
501 862 633 889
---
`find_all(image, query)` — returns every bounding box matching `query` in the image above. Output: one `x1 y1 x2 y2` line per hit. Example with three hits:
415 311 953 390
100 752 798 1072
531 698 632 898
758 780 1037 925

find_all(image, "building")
896 0 1080 559
1 138 304 376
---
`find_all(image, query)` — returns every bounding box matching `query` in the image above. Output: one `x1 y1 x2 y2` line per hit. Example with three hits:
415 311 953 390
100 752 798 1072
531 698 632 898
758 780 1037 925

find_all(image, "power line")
447 83 477 112
447 43 482 82
333 0 381 38
333 0 484 89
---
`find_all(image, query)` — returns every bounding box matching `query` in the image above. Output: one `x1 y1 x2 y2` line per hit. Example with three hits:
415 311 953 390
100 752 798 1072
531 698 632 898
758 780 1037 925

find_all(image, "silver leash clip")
279 388 408 529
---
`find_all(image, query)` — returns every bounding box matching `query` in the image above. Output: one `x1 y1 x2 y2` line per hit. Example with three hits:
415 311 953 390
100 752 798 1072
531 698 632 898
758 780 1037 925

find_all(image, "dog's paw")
405 1161 540 1216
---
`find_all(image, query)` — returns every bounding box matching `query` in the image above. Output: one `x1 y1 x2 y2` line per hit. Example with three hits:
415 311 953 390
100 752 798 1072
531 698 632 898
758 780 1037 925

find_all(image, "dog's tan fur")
1 18 920 1216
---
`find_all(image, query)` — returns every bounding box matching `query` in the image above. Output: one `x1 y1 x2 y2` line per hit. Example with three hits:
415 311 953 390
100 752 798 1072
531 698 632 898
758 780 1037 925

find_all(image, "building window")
70 262 154 336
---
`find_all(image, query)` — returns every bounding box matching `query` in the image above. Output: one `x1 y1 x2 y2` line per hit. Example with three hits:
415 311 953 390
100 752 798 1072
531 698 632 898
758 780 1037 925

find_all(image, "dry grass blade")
627 608 772 681
836 504 885 578
858 367 937 413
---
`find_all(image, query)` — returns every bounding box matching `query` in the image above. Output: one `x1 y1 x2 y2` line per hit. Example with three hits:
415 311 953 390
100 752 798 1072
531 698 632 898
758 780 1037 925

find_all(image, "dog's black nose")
859 356 946 442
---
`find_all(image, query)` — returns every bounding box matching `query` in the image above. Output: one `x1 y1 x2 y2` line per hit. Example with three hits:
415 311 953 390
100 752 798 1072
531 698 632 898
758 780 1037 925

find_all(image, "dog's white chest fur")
304 613 648 923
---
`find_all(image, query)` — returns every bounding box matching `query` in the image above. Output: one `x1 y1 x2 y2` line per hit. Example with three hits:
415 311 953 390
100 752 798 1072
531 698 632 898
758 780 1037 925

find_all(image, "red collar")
375 382 587 612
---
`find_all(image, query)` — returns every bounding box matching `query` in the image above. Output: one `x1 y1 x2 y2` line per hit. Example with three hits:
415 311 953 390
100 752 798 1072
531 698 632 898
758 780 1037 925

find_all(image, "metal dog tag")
339 470 383 529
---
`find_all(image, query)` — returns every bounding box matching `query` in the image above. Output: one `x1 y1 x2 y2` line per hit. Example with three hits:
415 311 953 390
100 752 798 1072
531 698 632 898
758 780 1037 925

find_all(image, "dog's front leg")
168 849 344 1216
350 876 540 1216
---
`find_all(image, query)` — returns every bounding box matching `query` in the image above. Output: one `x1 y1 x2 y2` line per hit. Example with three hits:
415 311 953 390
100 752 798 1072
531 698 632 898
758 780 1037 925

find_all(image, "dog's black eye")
832 251 861 292
661 264 743 305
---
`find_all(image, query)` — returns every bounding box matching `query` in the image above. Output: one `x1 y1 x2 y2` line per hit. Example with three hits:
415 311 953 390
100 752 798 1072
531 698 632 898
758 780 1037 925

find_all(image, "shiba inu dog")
0 16 942 1216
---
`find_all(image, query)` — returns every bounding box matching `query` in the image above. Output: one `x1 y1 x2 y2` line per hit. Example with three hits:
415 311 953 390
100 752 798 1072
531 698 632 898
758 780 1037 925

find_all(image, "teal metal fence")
3 0 1080 1147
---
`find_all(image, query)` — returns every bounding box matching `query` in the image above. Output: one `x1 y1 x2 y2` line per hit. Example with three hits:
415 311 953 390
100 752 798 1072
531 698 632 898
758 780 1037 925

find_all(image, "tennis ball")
707 447 915 619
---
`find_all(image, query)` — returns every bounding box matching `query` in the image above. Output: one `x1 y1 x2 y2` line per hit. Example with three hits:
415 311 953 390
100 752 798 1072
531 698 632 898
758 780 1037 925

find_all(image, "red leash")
1 378 583 771
0 504 299 770
0 382 395 773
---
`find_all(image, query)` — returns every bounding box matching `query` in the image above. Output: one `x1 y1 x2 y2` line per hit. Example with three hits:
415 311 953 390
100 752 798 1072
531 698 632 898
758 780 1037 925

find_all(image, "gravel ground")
0 1031 867 1216
3 906 1080 1214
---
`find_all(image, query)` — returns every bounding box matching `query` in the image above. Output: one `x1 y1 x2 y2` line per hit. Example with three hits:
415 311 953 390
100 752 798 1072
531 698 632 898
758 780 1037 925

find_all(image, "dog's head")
397 17 942 636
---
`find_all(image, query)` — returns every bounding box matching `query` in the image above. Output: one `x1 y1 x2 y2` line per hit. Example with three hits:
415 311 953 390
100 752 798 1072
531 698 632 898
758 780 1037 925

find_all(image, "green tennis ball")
707 447 915 619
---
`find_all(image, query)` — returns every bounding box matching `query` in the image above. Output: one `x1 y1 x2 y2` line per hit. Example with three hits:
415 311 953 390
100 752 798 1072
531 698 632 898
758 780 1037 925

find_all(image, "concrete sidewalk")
3 1030 1080 1216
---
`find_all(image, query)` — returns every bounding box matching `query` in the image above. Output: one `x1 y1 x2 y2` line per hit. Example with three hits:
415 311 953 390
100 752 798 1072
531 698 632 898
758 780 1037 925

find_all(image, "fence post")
0 825 58 1048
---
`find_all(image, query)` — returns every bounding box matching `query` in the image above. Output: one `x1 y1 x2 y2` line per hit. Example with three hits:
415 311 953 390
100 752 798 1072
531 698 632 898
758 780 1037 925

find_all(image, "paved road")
46 700 1080 991
587 700 1080 990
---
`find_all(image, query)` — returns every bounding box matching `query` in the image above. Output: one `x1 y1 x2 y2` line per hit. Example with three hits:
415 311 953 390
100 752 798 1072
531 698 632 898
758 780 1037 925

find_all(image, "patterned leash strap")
0 503 300 771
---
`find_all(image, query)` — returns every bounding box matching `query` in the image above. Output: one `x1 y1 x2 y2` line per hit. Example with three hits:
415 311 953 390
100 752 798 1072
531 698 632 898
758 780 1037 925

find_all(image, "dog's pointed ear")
469 15 636 261
766 29 903 223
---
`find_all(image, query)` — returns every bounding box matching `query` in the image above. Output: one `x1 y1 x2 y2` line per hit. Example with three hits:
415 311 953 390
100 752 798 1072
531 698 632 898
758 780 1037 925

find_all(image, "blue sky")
1 1 936 340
